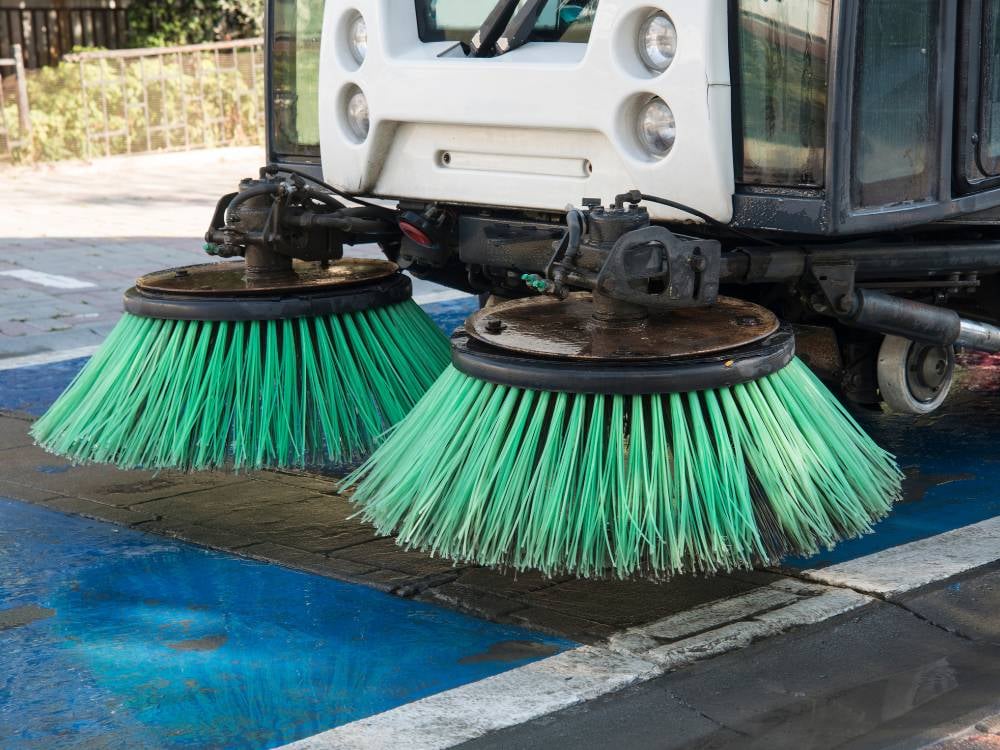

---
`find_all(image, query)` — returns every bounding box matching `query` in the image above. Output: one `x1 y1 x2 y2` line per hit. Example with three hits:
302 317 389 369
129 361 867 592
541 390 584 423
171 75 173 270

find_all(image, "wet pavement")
462 579 1000 750
3 353 1000 748
0 498 571 749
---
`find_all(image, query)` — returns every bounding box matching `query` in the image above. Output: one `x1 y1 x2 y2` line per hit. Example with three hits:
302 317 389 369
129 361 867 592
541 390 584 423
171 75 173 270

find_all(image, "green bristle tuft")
31 299 450 471
345 359 903 579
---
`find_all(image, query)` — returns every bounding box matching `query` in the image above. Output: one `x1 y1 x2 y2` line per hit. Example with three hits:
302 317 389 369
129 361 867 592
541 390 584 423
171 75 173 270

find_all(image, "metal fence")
65 38 265 160
0 43 30 159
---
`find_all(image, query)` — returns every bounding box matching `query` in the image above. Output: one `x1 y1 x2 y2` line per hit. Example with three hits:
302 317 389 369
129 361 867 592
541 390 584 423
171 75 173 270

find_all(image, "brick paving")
0 412 780 643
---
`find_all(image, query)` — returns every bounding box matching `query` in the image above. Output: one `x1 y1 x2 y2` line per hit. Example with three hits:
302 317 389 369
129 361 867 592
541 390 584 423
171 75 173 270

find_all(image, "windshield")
415 0 600 43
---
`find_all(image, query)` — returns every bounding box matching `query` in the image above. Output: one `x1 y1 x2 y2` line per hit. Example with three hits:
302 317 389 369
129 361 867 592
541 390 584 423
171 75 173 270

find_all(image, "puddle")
709 647 1000 750
0 497 574 750
785 383 1000 568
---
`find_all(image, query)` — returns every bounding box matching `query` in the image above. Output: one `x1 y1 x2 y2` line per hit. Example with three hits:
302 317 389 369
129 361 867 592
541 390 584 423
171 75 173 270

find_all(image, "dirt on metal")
136 258 399 296
467 293 779 362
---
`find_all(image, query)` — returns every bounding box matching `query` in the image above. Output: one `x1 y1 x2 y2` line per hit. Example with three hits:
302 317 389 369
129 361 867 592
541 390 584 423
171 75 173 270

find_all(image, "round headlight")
348 14 368 65
346 89 370 141
638 12 677 73
637 97 676 158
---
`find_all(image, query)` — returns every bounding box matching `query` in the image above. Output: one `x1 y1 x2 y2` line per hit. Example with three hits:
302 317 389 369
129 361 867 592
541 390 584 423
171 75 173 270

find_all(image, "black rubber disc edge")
452 324 796 395
123 272 412 322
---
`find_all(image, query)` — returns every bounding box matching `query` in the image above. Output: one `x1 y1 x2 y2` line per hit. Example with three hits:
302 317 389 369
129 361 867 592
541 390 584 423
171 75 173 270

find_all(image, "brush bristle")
346 359 903 579
31 300 451 471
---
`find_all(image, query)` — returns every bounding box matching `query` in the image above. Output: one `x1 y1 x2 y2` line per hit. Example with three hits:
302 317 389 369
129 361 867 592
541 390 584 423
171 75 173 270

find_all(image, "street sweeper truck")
31 0 1000 577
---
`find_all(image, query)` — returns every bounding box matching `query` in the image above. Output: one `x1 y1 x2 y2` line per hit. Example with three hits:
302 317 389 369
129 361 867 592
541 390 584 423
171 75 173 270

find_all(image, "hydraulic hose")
841 289 1000 352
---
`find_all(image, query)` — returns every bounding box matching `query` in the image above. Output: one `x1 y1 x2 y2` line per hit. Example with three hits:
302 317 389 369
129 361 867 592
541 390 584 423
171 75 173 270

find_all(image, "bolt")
485 319 504 335
736 316 761 327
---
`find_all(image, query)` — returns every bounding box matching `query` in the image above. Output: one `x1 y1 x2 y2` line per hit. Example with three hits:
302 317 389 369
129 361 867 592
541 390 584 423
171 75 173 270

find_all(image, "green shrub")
3 50 263 164
128 0 263 47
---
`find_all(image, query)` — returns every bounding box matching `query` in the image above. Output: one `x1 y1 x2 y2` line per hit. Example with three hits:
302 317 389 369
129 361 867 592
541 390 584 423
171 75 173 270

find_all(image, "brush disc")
31 259 451 471
346 294 903 579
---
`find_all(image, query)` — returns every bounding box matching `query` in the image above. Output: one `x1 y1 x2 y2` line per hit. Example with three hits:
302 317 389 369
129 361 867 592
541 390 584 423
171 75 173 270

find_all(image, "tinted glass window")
271 0 324 159
852 0 939 207
737 0 832 187
415 0 599 43
980 0 1000 175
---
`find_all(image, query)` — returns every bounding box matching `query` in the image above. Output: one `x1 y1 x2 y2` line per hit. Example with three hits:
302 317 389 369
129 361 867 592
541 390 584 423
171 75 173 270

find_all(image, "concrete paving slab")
899 565 1000 644
460 602 1000 750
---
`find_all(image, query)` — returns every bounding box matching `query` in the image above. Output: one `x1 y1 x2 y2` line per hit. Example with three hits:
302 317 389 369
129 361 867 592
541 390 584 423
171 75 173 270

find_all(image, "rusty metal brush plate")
136 258 399 297
467 292 779 362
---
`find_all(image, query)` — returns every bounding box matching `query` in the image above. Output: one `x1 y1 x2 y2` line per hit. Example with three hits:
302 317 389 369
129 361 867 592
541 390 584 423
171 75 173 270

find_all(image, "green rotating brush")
32 258 450 471
346 292 903 579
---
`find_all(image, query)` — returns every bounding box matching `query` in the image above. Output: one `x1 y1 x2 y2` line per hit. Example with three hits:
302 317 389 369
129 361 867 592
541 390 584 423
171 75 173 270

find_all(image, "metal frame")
264 0 323 176
64 40 263 161
954 0 1000 194
730 0 1000 236
261 0 1000 235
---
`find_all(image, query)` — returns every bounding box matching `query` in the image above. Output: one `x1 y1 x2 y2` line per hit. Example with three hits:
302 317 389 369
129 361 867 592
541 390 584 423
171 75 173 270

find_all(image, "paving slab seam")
666 690 751 739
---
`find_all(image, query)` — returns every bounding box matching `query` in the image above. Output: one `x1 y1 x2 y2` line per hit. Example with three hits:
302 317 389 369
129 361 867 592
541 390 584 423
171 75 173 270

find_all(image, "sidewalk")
0 147 264 359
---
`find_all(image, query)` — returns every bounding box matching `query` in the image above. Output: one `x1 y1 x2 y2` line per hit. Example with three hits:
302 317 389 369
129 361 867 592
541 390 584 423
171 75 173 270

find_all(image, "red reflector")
399 221 433 247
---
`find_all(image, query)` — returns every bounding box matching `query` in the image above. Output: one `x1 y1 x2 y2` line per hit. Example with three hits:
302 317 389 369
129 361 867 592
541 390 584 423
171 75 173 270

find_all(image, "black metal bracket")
596 226 721 310
810 261 857 315
469 0 520 56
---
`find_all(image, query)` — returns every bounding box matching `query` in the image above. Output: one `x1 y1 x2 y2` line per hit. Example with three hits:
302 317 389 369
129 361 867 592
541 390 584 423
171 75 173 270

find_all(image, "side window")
852 0 940 207
979 0 1000 175
737 0 832 187
271 0 324 159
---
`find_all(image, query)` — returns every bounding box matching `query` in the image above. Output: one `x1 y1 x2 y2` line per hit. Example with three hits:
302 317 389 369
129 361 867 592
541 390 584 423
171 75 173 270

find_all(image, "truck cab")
240 0 1000 414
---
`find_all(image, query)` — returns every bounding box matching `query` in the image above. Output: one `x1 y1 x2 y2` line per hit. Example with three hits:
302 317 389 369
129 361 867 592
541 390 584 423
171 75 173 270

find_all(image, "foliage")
2 49 263 164
127 0 264 48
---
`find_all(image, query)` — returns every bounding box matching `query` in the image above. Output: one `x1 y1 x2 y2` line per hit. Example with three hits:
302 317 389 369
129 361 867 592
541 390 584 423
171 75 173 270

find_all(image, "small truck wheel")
877 334 954 415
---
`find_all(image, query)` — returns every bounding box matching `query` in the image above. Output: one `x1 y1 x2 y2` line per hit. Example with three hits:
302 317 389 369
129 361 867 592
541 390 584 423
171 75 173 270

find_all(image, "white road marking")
278 647 660 750
803 516 1000 596
0 269 96 290
413 289 474 306
0 346 100 371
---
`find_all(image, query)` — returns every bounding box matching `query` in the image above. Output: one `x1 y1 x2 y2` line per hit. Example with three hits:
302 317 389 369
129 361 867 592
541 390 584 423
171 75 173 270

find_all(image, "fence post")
12 44 31 139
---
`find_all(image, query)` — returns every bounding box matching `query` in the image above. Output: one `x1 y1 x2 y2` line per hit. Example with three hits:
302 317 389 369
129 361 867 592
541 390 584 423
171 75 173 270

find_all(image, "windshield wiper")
469 0 520 57
496 0 548 56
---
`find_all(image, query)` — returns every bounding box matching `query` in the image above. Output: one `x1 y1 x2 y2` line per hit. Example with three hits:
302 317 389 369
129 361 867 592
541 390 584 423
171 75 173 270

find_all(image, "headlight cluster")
348 14 368 65
341 9 678 157
636 11 677 159
345 14 369 142
346 88 370 141
637 97 676 158
639 12 677 73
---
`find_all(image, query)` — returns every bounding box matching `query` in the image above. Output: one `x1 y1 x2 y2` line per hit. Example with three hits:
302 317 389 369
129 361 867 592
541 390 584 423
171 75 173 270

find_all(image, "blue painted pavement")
784 363 1000 568
0 498 573 750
